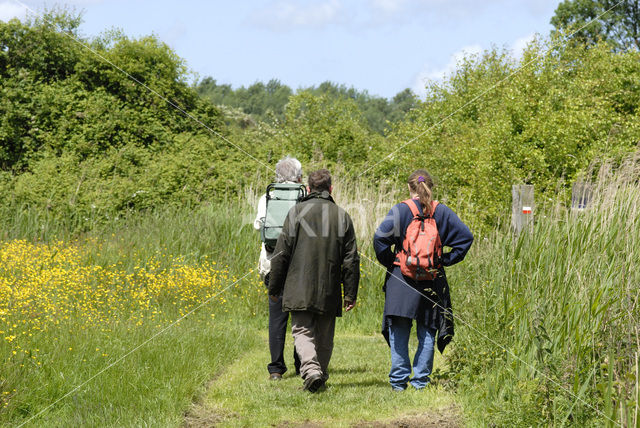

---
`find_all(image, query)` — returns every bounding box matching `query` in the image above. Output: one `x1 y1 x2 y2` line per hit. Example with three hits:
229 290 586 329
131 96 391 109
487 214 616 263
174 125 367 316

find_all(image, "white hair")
275 156 302 183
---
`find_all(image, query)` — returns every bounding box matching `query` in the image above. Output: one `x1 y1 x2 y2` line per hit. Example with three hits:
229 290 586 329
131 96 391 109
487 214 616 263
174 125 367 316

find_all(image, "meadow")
2 8 640 427
0 157 638 427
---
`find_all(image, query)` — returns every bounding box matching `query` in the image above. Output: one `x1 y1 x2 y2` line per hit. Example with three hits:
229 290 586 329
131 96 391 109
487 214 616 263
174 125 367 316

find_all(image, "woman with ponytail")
373 169 473 391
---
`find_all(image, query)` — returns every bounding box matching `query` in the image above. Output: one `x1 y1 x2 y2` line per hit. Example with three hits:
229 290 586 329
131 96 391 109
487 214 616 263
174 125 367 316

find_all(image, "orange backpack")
394 199 442 281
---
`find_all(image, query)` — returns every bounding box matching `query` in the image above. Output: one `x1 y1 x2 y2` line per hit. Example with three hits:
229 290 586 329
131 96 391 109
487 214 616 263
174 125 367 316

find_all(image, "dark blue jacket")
373 199 473 353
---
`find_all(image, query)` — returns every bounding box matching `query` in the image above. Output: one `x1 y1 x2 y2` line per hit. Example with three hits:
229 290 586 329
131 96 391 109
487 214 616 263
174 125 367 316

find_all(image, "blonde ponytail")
408 169 434 216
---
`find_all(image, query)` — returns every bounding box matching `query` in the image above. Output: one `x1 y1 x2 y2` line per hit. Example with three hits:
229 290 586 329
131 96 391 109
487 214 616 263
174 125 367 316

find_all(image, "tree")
280 92 373 165
386 41 640 232
0 10 235 225
304 81 418 134
389 88 419 123
551 0 640 51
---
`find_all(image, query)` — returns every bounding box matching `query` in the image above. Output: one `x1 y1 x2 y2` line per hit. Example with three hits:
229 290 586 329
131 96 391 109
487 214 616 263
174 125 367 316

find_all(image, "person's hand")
269 295 279 302
344 299 356 311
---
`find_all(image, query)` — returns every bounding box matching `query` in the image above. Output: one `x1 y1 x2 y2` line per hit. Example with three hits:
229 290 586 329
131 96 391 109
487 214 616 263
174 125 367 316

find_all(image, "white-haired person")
254 156 302 380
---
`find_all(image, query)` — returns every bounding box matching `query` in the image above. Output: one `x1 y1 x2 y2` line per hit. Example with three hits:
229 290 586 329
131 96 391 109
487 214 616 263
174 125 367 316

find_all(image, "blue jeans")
388 316 436 390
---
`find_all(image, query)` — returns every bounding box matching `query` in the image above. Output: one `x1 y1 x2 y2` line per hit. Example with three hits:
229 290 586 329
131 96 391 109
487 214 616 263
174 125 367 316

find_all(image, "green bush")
0 11 239 228
379 38 640 233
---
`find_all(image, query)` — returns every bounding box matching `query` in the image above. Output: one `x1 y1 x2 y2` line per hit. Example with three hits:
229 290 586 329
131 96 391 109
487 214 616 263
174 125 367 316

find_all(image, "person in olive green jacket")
268 169 360 393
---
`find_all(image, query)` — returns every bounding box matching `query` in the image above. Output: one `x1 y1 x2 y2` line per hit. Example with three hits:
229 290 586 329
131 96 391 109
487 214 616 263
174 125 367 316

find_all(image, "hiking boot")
303 374 324 393
269 373 283 381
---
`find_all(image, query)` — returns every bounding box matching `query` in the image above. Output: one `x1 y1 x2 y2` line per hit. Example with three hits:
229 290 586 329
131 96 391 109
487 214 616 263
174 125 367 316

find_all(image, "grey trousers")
291 311 336 381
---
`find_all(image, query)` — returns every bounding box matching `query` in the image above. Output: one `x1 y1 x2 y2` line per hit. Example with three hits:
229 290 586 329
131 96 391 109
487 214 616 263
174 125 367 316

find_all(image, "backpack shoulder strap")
401 199 440 218
430 201 439 218
266 182 306 201
401 199 421 217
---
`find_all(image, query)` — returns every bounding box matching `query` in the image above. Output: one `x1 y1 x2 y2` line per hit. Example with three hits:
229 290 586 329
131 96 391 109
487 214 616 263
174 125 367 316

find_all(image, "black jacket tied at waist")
381 266 454 354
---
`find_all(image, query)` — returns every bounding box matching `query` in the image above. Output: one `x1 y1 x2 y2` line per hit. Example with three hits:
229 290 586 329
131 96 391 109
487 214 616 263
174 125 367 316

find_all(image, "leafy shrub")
378 38 640 233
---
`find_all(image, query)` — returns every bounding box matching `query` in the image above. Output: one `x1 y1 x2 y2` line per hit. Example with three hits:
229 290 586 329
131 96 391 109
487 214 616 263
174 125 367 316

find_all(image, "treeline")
195 78 418 135
0 12 239 229
0 12 390 230
2 9 640 235
382 41 640 229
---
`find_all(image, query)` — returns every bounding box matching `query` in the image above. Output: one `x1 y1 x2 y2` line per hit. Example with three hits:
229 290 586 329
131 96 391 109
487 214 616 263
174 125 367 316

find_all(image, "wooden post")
512 185 534 234
571 182 593 211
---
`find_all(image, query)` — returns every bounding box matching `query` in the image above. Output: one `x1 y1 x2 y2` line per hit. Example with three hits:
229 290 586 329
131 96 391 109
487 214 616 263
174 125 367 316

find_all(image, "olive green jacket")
268 191 360 316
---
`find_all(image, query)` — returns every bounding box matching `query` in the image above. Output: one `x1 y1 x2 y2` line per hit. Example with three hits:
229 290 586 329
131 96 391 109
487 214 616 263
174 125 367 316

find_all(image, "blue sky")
1 0 561 99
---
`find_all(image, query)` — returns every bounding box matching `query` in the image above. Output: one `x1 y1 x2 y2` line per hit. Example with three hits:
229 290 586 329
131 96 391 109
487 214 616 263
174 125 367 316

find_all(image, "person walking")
373 169 473 391
254 156 303 380
268 169 360 392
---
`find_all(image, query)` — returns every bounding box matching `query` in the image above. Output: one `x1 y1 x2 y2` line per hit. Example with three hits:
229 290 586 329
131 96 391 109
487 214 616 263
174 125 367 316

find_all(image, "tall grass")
0 199 269 426
448 155 640 426
2 160 639 426
0 181 401 426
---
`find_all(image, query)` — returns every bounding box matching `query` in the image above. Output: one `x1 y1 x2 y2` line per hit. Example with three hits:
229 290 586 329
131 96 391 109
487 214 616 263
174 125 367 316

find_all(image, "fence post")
512 184 534 234
571 182 593 211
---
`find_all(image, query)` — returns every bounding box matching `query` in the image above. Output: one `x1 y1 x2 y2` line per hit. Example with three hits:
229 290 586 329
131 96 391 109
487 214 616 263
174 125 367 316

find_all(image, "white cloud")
250 0 556 32
0 1 27 22
364 0 408 26
411 44 483 98
251 0 347 31
410 32 542 98
370 0 406 14
250 0 430 31
511 33 537 60
368 0 558 27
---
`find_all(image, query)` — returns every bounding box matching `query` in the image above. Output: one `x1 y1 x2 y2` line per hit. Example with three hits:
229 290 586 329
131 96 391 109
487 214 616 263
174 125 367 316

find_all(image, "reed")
448 154 640 426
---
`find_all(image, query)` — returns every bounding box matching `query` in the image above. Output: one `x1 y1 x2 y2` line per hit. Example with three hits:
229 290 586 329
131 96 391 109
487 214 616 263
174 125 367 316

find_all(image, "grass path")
185 330 461 427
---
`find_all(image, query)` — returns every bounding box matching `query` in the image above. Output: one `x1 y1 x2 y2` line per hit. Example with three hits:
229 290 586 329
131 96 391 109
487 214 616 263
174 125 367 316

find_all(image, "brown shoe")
269 373 283 381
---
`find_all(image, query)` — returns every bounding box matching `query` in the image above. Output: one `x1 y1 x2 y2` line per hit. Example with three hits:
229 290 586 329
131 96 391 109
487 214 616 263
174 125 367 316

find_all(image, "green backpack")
260 183 307 250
